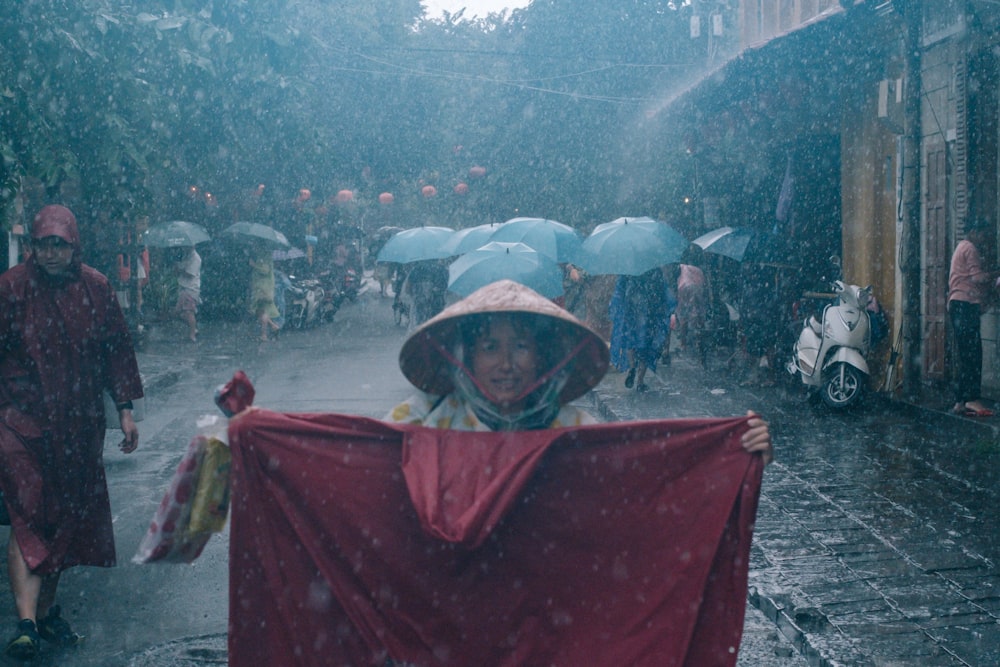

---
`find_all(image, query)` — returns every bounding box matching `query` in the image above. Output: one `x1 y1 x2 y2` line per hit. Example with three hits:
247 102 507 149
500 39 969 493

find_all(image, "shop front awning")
648 3 889 135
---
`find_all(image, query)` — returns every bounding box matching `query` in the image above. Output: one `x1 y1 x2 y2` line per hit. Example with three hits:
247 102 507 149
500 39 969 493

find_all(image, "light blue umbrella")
448 241 564 298
441 223 502 256
487 217 583 263
376 226 455 263
577 216 687 275
222 221 290 248
141 220 211 248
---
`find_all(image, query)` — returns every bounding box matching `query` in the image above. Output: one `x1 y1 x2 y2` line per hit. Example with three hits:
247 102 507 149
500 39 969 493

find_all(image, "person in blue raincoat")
609 268 675 392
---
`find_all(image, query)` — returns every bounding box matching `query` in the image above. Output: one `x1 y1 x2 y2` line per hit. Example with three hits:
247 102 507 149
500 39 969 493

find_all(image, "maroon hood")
29 205 83 280
31 205 80 246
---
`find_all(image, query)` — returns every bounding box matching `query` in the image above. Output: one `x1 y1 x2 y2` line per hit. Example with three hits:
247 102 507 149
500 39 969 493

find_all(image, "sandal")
624 368 636 389
5 619 40 660
37 605 82 647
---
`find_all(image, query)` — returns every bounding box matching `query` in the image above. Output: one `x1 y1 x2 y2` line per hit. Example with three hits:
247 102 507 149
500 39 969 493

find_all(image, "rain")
2 1 1000 666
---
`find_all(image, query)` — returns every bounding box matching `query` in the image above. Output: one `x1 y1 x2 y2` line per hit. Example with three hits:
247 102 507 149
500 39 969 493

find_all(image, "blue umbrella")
577 216 687 276
487 217 583 263
448 242 564 298
441 223 502 256
376 226 455 264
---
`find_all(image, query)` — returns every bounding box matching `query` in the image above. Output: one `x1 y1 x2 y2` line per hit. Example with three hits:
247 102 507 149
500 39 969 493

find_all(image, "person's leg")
7 537 41 622
624 349 637 388
181 309 197 341
259 313 269 341
635 359 649 391
36 573 60 620
950 301 984 410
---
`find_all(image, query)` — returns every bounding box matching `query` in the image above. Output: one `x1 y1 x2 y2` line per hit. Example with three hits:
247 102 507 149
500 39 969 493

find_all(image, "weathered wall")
841 82 899 377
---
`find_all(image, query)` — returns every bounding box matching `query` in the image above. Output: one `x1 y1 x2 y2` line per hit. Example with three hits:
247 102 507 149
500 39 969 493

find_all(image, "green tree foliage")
1 0 711 236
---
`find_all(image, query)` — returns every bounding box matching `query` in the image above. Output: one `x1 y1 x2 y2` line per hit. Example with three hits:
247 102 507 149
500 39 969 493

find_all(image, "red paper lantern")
296 188 311 203
336 189 354 203
453 182 469 195
421 185 437 198
378 192 394 205
469 165 486 179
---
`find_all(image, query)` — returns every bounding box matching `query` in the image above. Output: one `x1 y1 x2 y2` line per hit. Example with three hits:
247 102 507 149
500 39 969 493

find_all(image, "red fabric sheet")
227 408 763 667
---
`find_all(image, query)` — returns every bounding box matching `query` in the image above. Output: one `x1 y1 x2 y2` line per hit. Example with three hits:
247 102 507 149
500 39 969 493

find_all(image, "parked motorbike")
283 274 325 330
786 280 873 409
313 263 362 322
340 266 360 303
317 270 348 322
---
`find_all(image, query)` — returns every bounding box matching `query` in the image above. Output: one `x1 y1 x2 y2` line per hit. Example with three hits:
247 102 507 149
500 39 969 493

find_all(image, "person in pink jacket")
948 220 1000 416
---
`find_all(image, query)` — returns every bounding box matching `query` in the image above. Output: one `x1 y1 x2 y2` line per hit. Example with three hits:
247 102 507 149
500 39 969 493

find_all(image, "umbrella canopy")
441 223 502 256
376 226 455 264
222 221 290 248
487 217 583 263
273 246 307 261
577 216 687 276
371 226 404 247
141 220 211 248
448 241 564 298
692 226 794 265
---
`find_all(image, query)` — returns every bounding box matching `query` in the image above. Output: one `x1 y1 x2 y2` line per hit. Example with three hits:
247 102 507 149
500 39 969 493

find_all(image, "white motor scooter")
786 280 873 409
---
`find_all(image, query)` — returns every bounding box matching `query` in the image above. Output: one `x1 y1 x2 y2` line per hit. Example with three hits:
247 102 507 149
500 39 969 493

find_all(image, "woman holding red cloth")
385 279 772 459
0 205 143 660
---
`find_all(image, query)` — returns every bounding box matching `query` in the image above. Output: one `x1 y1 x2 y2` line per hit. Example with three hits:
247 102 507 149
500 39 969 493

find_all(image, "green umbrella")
376 226 455 263
488 217 583 263
577 217 687 275
448 241 564 298
141 220 211 248
222 221 290 248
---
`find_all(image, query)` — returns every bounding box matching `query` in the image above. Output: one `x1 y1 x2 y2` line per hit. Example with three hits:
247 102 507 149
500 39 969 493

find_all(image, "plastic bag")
133 414 231 564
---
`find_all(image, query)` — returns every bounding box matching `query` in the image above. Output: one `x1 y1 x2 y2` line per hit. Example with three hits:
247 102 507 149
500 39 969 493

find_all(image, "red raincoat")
0 207 143 574
227 407 763 666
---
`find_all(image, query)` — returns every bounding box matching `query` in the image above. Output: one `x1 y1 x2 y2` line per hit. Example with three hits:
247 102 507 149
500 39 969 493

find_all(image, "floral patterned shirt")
384 391 598 431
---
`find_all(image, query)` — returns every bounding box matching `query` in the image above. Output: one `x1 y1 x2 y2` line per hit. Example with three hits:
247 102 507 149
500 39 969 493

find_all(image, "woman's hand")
119 410 139 454
741 410 773 465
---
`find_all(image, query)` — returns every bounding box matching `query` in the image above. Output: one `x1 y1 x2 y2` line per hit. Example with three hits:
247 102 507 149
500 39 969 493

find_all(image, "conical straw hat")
399 280 609 404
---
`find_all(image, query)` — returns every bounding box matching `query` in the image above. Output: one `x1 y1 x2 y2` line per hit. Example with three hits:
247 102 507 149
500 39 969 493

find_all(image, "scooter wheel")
821 362 864 409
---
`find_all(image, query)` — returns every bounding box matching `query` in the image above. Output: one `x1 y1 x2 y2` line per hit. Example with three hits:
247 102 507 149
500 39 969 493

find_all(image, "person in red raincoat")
0 205 143 660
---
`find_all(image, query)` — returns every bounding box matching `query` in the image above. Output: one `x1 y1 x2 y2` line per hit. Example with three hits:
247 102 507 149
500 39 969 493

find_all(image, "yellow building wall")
841 91 900 380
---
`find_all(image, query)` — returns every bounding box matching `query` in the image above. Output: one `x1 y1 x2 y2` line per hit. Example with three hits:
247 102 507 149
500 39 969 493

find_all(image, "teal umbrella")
141 220 211 248
487 217 583 263
441 223 502 256
222 221 290 248
448 242 564 298
376 226 455 263
577 216 687 275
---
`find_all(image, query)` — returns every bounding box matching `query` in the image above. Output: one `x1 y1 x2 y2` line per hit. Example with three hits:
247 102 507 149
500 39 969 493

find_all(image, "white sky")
423 0 530 19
